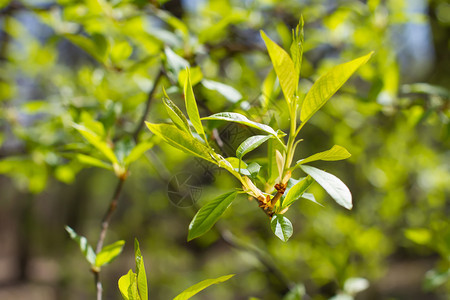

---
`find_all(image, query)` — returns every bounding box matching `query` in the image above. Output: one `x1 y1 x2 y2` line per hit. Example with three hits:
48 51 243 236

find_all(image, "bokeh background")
0 0 448 299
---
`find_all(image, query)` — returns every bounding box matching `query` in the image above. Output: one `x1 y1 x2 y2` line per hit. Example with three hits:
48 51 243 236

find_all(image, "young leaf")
65 226 96 265
261 30 297 104
118 269 139 300
281 176 314 209
73 124 118 165
134 239 148 300
162 89 191 134
300 165 352 209
270 214 293 242
290 17 304 80
75 154 113 171
202 79 242 103
301 193 323 207
203 112 277 136
173 274 235 300
123 141 154 166
184 68 206 139
188 191 238 241
145 123 215 164
95 240 125 267
236 135 271 159
300 52 373 124
296 145 351 166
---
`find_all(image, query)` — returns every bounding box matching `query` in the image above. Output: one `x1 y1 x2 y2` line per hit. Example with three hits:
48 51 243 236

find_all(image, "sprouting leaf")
281 176 314 209
162 89 191 134
145 123 215 164
115 137 135 165
290 17 304 80
173 274 235 300
123 141 154 166
118 269 138 300
236 135 271 159
179 67 203 86
202 79 242 103
203 112 277 136
300 52 373 124
261 30 297 104
296 145 351 166
134 239 148 300
301 193 322 207
188 191 238 241
300 165 352 210
184 68 206 139
75 154 113 171
95 240 125 267
73 123 118 165
65 226 96 265
270 214 293 242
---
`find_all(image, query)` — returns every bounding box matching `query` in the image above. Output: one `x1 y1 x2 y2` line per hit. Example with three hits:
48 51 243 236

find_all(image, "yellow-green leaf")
118 269 138 300
73 124 118 165
134 239 148 300
184 68 205 139
261 30 297 104
173 274 235 300
95 240 125 267
296 145 351 166
146 123 215 164
300 52 374 124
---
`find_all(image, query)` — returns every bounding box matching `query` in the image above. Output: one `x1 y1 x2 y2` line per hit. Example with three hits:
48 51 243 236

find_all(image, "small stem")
132 68 164 141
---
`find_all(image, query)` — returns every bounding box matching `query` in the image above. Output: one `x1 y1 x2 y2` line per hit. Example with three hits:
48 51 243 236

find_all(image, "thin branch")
132 68 164 141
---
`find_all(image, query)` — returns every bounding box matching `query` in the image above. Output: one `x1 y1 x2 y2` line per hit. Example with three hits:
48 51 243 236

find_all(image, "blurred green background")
0 0 448 299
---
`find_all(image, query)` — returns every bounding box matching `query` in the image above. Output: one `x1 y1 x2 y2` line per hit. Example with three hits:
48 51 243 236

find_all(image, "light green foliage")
184 69 206 141
270 214 293 242
295 145 351 166
173 274 235 300
280 176 315 210
203 112 277 136
95 240 125 268
188 191 238 241
65 226 96 266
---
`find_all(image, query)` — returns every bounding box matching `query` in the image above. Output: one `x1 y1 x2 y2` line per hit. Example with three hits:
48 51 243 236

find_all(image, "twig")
132 68 164 141
92 68 163 300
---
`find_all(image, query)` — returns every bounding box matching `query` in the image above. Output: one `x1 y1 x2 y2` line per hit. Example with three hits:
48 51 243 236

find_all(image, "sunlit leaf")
261 30 297 104
73 124 118 165
236 135 271 159
124 141 154 166
300 52 373 124
203 112 277 136
188 191 238 241
184 68 206 139
202 79 242 103
300 165 352 209
134 239 148 300
296 145 351 166
281 176 314 209
173 274 234 300
162 89 191 134
270 214 293 242
65 226 96 265
290 17 304 80
145 123 215 164
118 269 138 300
76 154 113 171
95 240 125 267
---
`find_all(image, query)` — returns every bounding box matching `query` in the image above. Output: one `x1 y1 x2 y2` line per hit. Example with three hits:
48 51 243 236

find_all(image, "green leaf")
73 124 118 165
270 214 293 242
281 176 314 209
188 191 238 241
162 89 191 134
203 112 277 136
301 193 322 207
178 67 203 87
300 165 352 210
134 239 148 300
65 226 96 265
300 52 373 124
184 68 206 139
236 135 271 159
201 79 242 103
261 30 297 104
404 228 432 245
76 154 113 171
173 274 234 300
95 240 125 267
290 17 304 81
145 123 215 164
124 141 154 166
118 269 139 300
164 47 189 76
296 145 351 166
